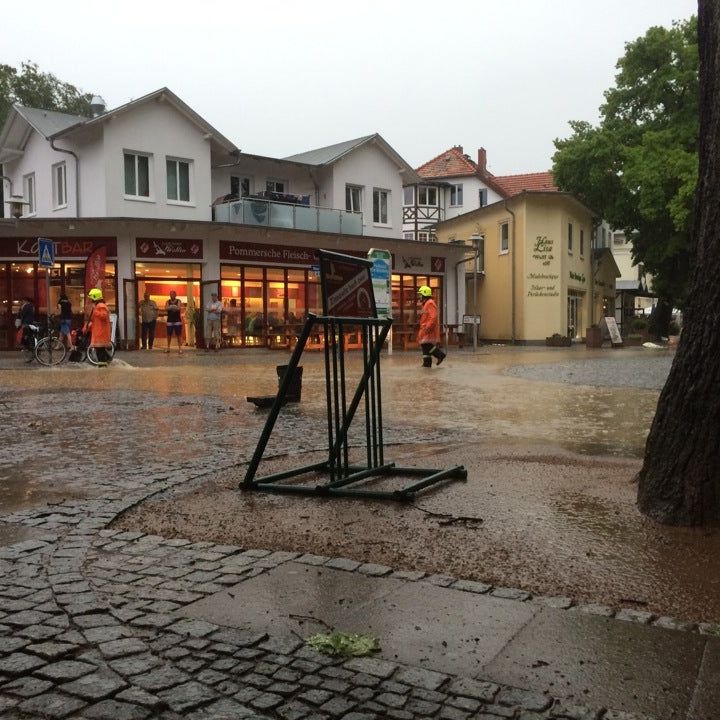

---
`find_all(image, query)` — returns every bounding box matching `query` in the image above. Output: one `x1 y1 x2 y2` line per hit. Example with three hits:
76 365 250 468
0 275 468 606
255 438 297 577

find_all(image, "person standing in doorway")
164 290 183 354
417 285 446 368
139 291 159 350
86 288 112 367
205 292 223 352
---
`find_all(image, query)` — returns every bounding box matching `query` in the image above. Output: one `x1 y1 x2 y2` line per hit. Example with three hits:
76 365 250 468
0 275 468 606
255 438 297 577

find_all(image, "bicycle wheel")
86 342 115 366
35 337 66 366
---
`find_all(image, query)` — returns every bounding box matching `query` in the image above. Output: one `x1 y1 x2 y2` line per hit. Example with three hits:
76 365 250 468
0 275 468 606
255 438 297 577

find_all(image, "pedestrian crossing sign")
38 237 55 268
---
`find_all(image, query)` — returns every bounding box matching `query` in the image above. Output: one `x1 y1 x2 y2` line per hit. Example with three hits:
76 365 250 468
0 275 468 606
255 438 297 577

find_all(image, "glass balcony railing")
214 197 364 236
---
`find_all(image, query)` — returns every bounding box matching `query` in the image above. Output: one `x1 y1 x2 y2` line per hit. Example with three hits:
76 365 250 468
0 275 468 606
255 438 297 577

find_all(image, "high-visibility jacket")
417 298 440 344
89 301 112 348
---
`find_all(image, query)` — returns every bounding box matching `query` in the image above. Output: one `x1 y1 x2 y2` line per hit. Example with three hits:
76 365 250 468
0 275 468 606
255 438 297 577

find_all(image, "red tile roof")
416 146 477 179
492 171 558 196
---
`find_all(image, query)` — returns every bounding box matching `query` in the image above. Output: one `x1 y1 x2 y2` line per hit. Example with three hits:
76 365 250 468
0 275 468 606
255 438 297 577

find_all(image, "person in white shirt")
205 292 223 352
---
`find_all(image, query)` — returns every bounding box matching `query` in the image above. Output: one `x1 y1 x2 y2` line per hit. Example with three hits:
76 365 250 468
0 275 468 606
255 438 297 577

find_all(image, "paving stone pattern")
0 386 697 719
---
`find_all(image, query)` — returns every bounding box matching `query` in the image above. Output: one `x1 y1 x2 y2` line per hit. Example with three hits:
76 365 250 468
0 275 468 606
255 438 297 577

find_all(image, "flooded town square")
1 345 719 720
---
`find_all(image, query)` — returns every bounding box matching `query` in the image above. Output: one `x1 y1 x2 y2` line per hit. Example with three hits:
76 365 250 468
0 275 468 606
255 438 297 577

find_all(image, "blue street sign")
38 237 55 268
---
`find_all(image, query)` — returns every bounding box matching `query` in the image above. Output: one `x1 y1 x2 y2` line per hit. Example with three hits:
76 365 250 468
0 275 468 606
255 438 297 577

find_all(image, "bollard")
277 365 303 402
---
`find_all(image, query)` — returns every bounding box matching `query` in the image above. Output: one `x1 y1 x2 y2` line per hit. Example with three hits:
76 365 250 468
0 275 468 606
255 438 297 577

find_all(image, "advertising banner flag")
318 250 376 318
84 245 107 295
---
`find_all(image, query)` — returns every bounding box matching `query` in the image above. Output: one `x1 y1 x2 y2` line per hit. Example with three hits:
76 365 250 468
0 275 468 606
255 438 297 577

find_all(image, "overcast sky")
4 0 696 175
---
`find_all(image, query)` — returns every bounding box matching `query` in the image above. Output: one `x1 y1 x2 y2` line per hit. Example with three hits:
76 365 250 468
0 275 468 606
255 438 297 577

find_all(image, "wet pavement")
0 344 718 719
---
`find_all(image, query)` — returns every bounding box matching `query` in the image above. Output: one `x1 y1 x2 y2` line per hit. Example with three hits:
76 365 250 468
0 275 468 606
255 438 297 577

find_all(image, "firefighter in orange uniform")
86 288 112 367
417 285 446 367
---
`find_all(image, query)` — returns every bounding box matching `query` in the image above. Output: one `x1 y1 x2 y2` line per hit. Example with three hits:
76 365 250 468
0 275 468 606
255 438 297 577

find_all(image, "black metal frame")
241 313 467 500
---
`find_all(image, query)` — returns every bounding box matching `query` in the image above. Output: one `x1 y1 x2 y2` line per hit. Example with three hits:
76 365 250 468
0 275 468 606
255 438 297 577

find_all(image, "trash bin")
277 365 303 402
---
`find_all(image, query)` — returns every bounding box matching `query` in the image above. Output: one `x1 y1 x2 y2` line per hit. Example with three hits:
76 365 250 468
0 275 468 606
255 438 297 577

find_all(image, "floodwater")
5 346 720 621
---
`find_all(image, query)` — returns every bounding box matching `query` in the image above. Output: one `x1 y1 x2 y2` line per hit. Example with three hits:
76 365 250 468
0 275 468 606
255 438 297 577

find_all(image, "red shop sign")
220 240 316 265
136 238 203 259
0 237 117 258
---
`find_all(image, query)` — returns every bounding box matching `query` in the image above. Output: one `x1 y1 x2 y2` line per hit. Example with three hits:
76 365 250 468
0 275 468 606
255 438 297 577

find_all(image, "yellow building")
436 190 619 343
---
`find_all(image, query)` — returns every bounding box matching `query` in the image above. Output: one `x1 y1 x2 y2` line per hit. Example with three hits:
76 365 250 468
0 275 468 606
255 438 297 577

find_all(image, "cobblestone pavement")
0 348 708 719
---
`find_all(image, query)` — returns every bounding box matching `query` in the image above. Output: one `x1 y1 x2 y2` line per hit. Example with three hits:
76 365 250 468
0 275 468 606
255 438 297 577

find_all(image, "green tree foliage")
552 18 698 308
0 61 92 130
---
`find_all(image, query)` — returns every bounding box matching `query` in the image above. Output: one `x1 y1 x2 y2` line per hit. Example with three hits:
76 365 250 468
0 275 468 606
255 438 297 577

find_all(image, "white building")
0 89 466 352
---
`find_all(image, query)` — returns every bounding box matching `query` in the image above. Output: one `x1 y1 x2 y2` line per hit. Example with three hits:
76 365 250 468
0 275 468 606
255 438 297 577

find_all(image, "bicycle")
19 322 67 366
69 327 115 366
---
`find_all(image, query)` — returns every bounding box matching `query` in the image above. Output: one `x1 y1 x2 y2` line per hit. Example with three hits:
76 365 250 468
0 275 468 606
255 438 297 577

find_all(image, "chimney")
477 148 487 174
454 145 463 154
90 95 107 118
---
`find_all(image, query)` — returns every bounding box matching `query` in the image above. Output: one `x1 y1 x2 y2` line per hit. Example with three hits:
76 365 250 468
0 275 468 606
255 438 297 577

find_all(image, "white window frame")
479 188 488 207
403 231 414 240
372 188 390 226
418 186 438 206
23 173 36 216
166 157 194 205
345 184 362 213
52 162 67 210
500 222 509 254
266 179 286 193
124 151 154 202
449 183 463 207
403 186 415 206
418 231 430 243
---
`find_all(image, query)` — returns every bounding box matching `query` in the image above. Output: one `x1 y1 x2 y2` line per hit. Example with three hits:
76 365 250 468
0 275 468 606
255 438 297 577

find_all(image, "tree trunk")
637 0 720 525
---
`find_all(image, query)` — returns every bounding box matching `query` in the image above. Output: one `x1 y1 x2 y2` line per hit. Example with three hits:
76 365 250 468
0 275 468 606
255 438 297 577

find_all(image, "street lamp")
469 233 483 352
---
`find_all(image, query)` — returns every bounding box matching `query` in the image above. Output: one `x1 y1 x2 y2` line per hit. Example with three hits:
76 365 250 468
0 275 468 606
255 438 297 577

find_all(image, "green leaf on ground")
306 632 380 657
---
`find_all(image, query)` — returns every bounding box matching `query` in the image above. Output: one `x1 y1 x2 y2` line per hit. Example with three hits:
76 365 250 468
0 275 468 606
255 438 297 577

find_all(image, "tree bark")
637 1 720 525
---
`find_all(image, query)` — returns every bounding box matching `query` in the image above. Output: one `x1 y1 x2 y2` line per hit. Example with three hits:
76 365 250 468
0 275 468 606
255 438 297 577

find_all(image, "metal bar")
242 317 314 488
254 483 407 502
362 324 372 468
323 319 335 482
375 324 385 465
338 322 349 476
330 320 343 476
329 319 391 461
399 466 468 495
368 324 378 467
343 464 467 478
247 460 329 486
325 463 396 489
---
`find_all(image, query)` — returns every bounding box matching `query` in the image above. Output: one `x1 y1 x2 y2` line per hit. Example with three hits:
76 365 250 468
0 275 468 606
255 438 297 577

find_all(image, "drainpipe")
50 139 80 217
504 200 516 344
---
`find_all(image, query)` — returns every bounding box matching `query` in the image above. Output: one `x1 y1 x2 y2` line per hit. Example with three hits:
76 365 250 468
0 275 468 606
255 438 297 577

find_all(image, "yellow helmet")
88 288 103 301
417 285 432 298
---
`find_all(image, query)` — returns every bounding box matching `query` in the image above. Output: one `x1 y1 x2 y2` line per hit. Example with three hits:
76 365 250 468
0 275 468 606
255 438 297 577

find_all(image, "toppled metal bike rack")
241 312 467 501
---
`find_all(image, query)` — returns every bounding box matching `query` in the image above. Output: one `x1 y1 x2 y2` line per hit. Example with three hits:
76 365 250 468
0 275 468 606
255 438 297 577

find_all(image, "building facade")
435 191 617 343
0 88 469 350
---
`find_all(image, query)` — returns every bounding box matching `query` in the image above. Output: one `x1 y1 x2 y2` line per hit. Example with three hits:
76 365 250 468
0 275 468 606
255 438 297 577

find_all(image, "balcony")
213 197 363 235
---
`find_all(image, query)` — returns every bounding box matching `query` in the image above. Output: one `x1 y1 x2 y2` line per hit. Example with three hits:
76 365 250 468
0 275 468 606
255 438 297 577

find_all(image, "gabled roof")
415 145 509 198
593 247 622 278
283 133 421 182
492 171 558 196
417 146 478 179
284 135 376 165
52 87 238 155
14 106 89 138
0 88 239 160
